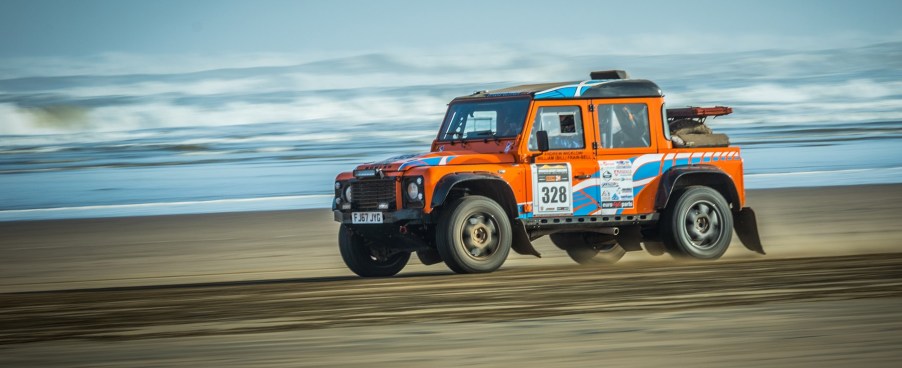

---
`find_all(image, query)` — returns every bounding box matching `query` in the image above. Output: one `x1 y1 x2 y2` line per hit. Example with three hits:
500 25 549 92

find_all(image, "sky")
1 0 901 59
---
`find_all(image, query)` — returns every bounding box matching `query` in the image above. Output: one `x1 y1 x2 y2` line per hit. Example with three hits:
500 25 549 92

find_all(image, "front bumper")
333 209 430 224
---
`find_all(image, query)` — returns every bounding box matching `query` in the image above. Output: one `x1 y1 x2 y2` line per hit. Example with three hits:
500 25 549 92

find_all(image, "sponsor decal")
599 160 634 210
602 189 613 200
601 201 634 209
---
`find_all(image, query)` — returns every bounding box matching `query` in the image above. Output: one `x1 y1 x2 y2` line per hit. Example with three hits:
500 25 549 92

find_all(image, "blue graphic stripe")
633 162 660 181
533 80 612 99
633 184 646 196
398 156 456 169
535 86 578 99
662 159 675 172
572 191 593 205
572 187 601 215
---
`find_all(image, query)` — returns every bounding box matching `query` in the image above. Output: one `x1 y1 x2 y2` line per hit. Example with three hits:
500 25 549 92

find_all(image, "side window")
528 106 585 150
597 103 650 149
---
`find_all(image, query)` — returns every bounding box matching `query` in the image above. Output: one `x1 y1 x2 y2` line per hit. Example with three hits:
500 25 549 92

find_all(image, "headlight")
407 182 420 201
344 185 353 202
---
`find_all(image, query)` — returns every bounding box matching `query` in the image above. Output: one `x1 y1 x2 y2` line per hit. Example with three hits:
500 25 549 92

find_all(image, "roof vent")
590 70 629 80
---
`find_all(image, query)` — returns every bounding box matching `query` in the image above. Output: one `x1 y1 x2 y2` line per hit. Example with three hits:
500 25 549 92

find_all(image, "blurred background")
1 0 901 221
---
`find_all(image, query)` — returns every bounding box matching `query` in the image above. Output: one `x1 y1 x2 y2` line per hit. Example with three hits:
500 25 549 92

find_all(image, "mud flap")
733 207 765 255
511 220 541 258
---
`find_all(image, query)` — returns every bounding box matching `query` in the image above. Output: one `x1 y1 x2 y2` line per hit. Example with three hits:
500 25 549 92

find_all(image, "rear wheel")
436 196 512 274
339 225 410 277
550 232 626 265
662 186 733 260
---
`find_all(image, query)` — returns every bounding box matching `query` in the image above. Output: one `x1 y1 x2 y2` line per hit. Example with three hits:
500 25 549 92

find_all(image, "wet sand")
2 184 901 293
1 184 902 366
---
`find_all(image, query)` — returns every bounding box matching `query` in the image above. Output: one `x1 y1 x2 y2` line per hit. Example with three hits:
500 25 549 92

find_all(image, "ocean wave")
0 129 162 145
1 42 901 136
174 132 355 145
254 146 295 153
0 146 66 154
732 132 902 147
745 166 902 189
0 43 900 220
179 150 239 156
0 159 251 173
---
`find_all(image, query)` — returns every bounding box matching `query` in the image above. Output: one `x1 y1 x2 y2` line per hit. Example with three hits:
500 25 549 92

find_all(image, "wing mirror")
536 130 550 152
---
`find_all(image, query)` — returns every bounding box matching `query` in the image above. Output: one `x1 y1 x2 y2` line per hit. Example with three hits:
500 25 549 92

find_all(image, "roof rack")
667 106 733 119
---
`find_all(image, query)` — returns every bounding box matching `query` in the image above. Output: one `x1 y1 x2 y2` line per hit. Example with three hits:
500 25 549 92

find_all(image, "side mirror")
536 130 550 152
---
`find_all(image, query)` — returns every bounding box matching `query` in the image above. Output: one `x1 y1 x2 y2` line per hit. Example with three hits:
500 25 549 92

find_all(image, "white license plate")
352 212 383 224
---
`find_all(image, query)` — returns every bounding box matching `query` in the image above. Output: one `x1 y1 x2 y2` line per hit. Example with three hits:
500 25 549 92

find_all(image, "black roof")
456 78 663 101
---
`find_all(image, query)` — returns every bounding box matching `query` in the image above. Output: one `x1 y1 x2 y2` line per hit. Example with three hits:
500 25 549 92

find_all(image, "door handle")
574 174 592 179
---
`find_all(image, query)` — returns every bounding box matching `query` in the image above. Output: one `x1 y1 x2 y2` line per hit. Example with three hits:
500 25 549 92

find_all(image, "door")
525 101 599 216
592 100 657 215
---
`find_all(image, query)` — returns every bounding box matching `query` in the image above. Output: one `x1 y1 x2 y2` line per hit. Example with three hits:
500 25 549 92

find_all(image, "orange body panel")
332 74 766 277
335 95 745 220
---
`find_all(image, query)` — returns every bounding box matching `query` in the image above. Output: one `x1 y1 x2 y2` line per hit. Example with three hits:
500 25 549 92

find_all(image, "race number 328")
532 164 573 215
541 186 568 204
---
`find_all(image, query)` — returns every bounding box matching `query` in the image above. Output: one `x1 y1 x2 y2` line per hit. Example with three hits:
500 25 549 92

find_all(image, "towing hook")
399 225 408 235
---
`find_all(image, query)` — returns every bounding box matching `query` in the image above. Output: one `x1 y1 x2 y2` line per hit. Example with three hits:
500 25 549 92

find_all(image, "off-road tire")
416 249 443 266
550 232 626 265
436 195 512 274
643 241 668 256
662 186 733 260
339 224 410 277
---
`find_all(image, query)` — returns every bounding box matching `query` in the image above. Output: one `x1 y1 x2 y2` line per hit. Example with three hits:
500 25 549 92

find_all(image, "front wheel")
339 225 410 277
436 195 512 274
662 186 733 260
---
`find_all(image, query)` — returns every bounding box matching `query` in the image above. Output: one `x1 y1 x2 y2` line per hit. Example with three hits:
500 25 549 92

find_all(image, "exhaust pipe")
593 227 619 236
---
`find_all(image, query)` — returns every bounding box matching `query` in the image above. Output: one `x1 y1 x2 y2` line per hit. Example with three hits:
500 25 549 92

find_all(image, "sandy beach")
2 184 901 366
2 184 901 292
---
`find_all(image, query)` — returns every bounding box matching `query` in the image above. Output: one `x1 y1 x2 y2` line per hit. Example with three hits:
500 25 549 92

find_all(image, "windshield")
438 98 531 140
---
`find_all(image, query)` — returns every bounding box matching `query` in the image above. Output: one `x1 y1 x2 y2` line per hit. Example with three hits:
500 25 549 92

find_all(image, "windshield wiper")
469 130 494 137
447 131 462 145
468 130 504 143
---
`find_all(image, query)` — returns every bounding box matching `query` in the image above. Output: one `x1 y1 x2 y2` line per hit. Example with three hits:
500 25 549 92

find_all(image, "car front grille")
352 179 397 210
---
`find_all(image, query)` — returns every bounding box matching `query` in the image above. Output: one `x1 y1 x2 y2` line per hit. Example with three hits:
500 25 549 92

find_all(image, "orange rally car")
333 70 764 277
